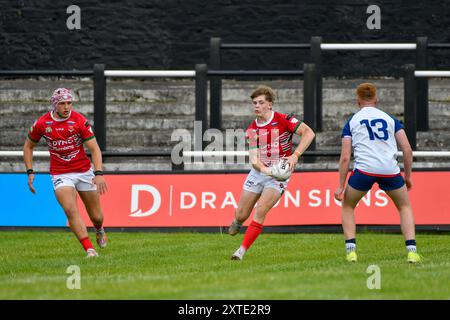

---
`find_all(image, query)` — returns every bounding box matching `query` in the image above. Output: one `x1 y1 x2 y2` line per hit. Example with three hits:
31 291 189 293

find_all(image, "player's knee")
396 202 412 212
253 213 267 224
63 206 78 218
235 207 247 221
342 200 357 210
254 207 269 221
90 212 104 223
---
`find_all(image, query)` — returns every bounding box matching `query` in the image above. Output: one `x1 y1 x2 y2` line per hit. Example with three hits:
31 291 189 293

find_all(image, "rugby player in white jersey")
23 88 108 257
228 85 315 260
334 83 421 263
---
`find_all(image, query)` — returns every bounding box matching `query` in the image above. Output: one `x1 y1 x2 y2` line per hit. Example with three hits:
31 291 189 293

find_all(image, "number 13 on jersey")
360 118 389 140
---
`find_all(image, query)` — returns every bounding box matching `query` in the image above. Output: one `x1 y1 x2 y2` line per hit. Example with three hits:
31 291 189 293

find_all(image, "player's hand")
285 154 298 172
260 166 272 176
93 175 108 195
28 173 36 194
334 187 344 201
404 176 412 191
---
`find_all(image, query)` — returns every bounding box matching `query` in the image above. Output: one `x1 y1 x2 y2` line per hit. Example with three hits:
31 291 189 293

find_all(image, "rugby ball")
271 158 291 181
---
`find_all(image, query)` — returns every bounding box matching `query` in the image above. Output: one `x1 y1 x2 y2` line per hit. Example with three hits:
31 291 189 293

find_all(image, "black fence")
0 63 317 162
209 36 450 133
2 36 450 162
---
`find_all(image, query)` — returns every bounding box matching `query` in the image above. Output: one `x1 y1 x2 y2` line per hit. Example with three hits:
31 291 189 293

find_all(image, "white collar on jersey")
255 110 274 127
50 110 72 122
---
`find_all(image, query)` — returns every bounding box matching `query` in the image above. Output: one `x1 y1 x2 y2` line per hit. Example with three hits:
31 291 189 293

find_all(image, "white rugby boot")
231 246 246 260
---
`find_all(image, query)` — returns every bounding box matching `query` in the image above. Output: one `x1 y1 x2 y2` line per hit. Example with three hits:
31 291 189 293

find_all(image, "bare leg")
234 190 261 223
231 187 282 260
253 187 282 224
54 187 88 240
79 190 107 248
78 190 104 227
342 185 367 240
385 186 415 241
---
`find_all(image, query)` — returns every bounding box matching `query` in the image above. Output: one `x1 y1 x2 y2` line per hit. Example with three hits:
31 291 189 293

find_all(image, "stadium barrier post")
172 159 185 171
416 37 429 132
210 37 222 130
303 63 317 163
310 36 323 132
94 64 107 151
404 64 417 150
195 64 208 161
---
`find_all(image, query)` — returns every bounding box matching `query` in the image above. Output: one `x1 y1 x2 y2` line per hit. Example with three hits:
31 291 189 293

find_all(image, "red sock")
242 220 264 250
79 237 94 252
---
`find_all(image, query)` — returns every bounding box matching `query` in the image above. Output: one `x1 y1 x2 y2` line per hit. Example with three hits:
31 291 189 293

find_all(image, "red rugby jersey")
27 110 95 175
246 111 302 167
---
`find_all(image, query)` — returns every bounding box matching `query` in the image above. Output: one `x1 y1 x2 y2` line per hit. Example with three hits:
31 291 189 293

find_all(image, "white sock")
346 243 356 254
234 246 246 258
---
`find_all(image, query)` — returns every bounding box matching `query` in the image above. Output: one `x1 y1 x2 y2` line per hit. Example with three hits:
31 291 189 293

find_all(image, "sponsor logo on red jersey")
27 111 95 174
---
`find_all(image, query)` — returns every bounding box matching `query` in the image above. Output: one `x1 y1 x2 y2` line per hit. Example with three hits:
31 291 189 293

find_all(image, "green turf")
0 231 449 299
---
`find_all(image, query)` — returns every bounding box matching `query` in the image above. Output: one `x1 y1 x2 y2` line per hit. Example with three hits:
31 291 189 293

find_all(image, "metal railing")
4 149 450 158
312 37 430 132
209 38 312 131
193 63 316 162
182 150 450 158
0 67 197 154
0 64 316 168
0 70 93 76
404 66 450 150
2 36 450 168
93 65 198 151
0 64 316 167
210 36 450 133
5 150 450 159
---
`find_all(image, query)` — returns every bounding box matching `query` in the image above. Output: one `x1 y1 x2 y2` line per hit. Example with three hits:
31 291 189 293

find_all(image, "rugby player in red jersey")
228 85 315 260
23 88 108 257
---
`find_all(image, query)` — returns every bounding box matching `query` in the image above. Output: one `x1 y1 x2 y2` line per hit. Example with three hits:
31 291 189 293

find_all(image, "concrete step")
0 79 196 103
3 123 450 151
1 78 450 166
0 101 196 116
105 115 195 130
2 78 450 102
106 130 177 151
1 99 447 121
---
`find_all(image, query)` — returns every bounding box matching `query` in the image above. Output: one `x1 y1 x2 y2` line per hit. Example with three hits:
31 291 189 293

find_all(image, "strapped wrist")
94 170 103 176
26 169 34 175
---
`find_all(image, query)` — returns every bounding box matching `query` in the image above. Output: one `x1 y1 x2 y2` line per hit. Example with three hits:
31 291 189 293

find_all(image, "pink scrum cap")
50 88 73 108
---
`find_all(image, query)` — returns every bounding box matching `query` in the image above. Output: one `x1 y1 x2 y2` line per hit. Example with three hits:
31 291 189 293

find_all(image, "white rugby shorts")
243 168 289 195
50 169 97 192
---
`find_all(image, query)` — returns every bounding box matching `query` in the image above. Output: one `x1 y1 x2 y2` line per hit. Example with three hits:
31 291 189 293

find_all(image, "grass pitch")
0 231 449 299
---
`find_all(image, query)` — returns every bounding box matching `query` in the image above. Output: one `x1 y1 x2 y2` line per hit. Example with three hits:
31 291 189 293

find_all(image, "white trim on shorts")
242 168 289 195
50 168 97 192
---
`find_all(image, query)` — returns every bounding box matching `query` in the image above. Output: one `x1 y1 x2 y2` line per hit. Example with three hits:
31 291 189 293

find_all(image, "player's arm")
246 128 272 176
285 122 316 171
23 137 37 194
84 137 108 195
249 148 272 176
334 137 352 201
395 129 413 190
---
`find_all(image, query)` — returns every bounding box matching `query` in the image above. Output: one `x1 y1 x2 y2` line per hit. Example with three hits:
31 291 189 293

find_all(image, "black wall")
1 0 450 76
